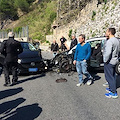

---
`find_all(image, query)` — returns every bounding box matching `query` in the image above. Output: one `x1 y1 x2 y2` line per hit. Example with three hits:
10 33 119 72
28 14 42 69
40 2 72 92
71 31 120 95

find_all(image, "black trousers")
4 62 18 84
61 44 66 51
104 63 116 93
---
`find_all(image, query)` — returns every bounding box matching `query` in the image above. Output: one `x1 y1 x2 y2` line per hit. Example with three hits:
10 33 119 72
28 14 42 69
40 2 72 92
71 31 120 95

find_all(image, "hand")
73 60 76 65
83 59 86 62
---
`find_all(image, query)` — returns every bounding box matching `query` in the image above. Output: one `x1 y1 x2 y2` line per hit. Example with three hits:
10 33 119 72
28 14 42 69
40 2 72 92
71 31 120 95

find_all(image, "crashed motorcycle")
44 46 76 73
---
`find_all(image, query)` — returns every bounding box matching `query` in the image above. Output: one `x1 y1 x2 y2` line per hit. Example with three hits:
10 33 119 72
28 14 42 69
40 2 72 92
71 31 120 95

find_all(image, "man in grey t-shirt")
104 28 120 99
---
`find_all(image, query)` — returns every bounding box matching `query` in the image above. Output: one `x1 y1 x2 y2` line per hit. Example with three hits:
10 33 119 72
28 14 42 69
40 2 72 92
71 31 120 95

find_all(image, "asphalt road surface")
0 51 120 120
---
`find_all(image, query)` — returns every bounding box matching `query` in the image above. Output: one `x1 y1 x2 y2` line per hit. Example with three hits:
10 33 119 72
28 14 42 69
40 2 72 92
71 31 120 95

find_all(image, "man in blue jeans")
73 34 93 86
103 28 120 98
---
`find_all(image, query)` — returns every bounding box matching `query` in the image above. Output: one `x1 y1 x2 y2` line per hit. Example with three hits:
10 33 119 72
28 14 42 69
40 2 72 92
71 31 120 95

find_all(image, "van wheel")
116 62 120 74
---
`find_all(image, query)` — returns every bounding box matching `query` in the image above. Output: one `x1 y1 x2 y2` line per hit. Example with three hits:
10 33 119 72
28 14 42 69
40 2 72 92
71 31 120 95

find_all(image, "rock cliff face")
56 0 92 26
52 0 120 43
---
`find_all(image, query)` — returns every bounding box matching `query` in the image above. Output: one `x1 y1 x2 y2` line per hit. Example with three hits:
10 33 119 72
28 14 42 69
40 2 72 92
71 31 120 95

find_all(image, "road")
0 52 120 120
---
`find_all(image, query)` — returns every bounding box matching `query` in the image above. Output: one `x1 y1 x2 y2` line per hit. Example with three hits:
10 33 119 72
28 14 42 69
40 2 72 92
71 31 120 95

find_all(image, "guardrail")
0 26 29 42
0 37 28 42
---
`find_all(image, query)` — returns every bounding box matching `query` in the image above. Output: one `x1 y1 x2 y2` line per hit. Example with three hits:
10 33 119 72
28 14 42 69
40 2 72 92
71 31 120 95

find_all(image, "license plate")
29 68 38 72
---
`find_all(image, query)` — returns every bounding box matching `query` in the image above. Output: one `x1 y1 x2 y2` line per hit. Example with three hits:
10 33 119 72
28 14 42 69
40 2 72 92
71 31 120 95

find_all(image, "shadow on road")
15 73 46 85
90 70 102 80
82 70 102 84
0 98 26 115
0 87 23 100
0 103 42 120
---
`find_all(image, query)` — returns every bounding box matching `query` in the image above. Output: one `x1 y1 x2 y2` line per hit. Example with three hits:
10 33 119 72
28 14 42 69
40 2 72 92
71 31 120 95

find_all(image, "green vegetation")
91 11 96 21
87 36 89 40
2 0 118 43
111 1 117 10
0 0 35 20
14 0 29 12
105 22 109 28
105 6 109 13
1 0 57 42
13 27 22 34
68 29 73 39
17 0 57 42
104 0 107 4
74 29 77 34
102 4 109 14
90 29 92 34
45 40 50 45
0 26 22 33
92 32 96 37
0 0 18 20
101 12 104 16
112 6 115 10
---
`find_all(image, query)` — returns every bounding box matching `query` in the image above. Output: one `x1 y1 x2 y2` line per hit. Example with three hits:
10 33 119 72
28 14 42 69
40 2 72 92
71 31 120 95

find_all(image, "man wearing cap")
0 32 23 86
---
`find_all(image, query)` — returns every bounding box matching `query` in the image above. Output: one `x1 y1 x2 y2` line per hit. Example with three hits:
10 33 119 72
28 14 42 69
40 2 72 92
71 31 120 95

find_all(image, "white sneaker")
87 80 92 86
76 83 82 87
103 82 108 87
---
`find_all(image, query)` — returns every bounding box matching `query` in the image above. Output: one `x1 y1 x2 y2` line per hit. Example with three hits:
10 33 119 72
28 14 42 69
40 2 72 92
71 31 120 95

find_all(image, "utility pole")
69 0 71 16
57 0 60 20
56 0 60 41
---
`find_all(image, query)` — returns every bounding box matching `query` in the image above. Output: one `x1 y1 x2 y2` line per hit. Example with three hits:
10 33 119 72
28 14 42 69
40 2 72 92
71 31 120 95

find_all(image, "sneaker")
106 88 111 93
76 83 83 87
87 80 92 86
105 92 118 99
103 82 108 87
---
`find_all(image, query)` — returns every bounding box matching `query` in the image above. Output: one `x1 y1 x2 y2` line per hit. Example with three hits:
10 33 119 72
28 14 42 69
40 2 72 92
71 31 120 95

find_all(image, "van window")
89 40 102 48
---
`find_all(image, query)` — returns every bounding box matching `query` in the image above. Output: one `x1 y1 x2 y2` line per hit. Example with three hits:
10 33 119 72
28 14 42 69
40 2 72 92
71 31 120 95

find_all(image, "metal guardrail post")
0 32 1 39
26 26 29 41
0 26 29 41
22 27 25 37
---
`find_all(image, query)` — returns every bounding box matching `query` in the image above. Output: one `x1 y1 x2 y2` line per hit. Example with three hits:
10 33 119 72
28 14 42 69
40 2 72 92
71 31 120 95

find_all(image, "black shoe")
11 81 18 86
4 83 11 87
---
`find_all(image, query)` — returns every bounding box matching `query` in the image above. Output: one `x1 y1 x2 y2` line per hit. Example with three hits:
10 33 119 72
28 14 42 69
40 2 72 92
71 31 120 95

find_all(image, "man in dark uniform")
0 32 23 86
70 34 78 50
51 40 59 57
60 36 67 51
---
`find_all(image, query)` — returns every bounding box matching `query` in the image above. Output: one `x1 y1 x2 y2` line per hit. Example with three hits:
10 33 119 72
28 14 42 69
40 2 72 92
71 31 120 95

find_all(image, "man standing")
104 28 120 98
51 40 59 57
102 35 109 87
60 36 67 51
0 32 23 86
70 34 78 50
73 34 93 86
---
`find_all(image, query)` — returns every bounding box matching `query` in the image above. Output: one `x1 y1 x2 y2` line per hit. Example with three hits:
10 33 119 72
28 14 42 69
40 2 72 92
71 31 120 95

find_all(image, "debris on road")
56 78 67 83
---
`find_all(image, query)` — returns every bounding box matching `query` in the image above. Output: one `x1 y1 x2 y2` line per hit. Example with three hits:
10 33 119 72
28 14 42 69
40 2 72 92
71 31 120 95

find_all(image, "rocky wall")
52 0 120 43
